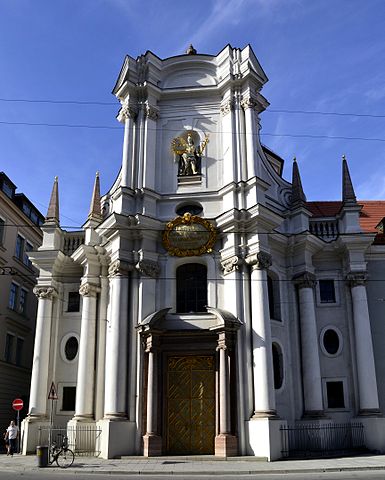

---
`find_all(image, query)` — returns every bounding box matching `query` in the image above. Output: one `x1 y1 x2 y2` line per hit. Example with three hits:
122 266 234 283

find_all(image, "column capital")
220 255 243 275
33 286 57 300
246 251 272 270
136 259 160 278
293 271 316 289
108 259 135 277
117 104 138 123
144 104 159 121
346 271 368 287
241 96 258 111
220 99 234 116
79 282 100 297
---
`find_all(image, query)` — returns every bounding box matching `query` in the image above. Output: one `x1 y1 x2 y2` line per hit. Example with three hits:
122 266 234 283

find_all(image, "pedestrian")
4 420 18 456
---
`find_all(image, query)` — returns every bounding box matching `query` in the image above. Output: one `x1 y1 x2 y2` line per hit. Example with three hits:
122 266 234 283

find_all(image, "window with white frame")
15 234 24 260
23 241 33 268
319 279 336 303
14 234 33 268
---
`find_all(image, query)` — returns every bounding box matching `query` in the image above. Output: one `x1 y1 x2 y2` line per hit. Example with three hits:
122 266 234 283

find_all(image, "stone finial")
88 171 102 222
45 176 60 226
186 44 197 55
342 155 357 205
290 157 306 208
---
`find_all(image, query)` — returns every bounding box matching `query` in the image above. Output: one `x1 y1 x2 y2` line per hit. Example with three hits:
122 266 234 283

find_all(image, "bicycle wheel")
56 448 74 468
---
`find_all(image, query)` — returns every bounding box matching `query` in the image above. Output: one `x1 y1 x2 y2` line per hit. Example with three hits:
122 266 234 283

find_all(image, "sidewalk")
1 453 385 475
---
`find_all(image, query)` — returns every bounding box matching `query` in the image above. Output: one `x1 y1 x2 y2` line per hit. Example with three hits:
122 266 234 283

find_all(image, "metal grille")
38 425 102 457
280 422 366 458
166 355 215 455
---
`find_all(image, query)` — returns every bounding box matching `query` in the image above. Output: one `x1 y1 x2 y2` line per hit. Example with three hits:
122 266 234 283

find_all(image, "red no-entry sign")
12 398 23 411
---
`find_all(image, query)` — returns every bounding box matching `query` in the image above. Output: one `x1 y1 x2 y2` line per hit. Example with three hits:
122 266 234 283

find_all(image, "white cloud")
357 172 385 200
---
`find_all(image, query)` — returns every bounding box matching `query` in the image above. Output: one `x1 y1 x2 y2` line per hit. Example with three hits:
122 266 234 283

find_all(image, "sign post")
12 398 23 454
48 382 58 449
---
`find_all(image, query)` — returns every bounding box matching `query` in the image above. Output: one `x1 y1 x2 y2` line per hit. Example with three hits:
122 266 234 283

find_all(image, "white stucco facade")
22 45 385 460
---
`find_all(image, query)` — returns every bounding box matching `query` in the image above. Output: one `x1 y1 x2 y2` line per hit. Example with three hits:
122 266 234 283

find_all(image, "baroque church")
22 44 385 460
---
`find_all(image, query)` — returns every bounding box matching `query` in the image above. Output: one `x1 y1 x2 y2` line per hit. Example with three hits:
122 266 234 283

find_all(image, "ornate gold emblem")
162 213 216 257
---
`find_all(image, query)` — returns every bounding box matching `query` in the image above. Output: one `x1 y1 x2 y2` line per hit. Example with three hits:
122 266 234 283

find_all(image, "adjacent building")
22 45 385 460
0 172 43 429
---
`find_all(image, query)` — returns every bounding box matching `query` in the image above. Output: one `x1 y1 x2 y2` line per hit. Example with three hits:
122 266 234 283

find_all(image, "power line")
1 97 384 119
1 119 385 143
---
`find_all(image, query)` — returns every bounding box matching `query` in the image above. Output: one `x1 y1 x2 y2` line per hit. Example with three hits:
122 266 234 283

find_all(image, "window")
8 282 18 310
326 381 345 409
319 280 336 303
176 203 203 216
15 338 24 366
267 273 281 321
67 292 80 312
15 234 24 260
19 288 28 315
64 337 79 361
272 343 284 390
0 217 4 245
23 241 33 267
176 263 207 313
4 333 14 363
2 181 13 198
62 386 76 411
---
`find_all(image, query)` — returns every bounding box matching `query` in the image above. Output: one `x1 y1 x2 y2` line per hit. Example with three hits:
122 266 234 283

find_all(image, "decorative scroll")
346 271 368 287
246 251 272 271
79 283 100 297
136 260 160 278
108 260 135 277
33 286 56 300
293 271 317 289
220 256 243 275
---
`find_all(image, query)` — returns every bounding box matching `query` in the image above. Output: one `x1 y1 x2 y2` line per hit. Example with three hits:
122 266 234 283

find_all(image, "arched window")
267 273 281 321
176 263 207 313
272 342 284 390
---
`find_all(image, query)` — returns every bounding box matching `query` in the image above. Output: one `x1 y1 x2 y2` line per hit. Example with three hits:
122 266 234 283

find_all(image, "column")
347 272 380 414
241 97 258 180
118 104 136 188
215 331 238 456
29 286 56 417
294 272 324 416
104 260 132 418
74 282 99 420
246 252 276 417
143 334 162 456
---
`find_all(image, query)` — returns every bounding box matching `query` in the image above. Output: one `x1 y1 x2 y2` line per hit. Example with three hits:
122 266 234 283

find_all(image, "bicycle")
49 434 74 468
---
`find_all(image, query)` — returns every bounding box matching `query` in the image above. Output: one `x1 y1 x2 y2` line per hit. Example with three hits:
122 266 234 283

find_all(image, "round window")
176 203 203 216
323 329 340 355
64 336 79 361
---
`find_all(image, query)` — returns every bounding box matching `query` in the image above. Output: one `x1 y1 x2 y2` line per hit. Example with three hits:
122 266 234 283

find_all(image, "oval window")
64 336 79 361
176 204 203 216
323 329 340 355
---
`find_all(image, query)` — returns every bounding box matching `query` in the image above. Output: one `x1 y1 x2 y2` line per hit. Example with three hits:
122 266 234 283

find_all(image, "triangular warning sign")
48 381 58 400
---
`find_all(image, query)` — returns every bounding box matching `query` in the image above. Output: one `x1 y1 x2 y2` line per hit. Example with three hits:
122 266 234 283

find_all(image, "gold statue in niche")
171 131 209 176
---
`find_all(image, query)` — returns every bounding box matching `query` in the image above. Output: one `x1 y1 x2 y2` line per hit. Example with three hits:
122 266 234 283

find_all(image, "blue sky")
1 0 385 228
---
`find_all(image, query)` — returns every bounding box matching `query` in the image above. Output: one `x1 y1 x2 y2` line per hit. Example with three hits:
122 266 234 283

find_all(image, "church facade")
22 45 385 460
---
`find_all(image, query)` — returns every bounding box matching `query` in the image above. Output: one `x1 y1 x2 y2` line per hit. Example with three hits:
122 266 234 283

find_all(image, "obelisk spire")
45 176 60 225
291 157 306 208
88 172 102 222
342 155 357 205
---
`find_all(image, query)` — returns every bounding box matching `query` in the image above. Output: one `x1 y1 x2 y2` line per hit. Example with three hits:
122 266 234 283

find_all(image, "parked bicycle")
49 434 74 468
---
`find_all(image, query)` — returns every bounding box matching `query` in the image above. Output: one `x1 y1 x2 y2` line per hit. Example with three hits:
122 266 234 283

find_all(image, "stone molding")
293 271 316 289
216 331 229 351
79 282 100 297
144 334 159 353
145 104 159 121
108 259 135 277
246 251 272 271
346 271 368 287
33 286 56 300
136 259 160 278
220 99 234 116
220 255 243 275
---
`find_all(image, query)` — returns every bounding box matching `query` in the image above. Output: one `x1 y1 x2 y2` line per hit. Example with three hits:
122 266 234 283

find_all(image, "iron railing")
38 425 101 457
280 422 365 458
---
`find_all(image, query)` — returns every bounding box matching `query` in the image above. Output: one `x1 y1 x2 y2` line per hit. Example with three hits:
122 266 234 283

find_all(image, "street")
0 471 385 480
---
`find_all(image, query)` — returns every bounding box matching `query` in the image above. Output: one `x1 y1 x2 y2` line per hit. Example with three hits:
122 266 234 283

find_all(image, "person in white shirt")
5 421 18 456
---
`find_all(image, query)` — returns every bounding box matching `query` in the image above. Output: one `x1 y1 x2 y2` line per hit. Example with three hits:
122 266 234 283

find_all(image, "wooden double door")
165 355 215 454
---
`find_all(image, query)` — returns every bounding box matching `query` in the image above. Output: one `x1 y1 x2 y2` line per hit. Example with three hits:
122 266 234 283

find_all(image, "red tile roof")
306 200 385 244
